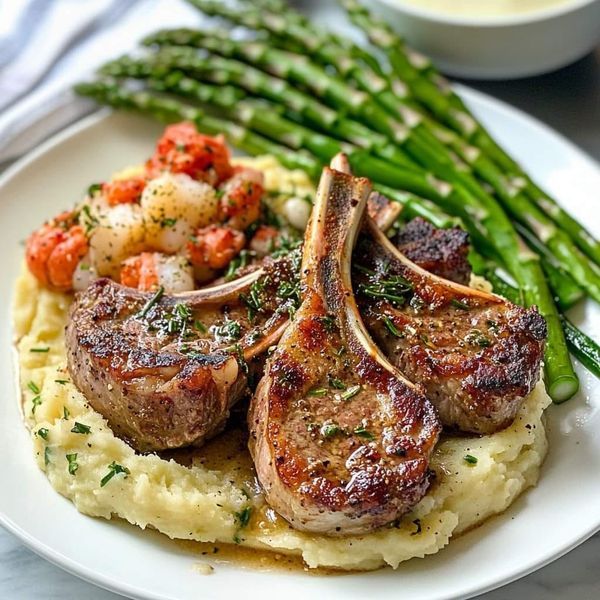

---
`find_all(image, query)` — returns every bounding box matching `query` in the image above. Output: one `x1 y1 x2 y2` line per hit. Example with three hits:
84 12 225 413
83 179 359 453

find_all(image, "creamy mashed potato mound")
13 156 550 571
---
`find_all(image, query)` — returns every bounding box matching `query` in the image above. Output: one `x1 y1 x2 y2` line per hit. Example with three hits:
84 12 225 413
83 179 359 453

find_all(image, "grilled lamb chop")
66 251 299 452
355 219 547 435
395 217 471 285
248 165 441 535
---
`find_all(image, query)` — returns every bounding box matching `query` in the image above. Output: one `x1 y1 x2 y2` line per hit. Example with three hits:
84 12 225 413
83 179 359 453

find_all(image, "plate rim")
1 85 599 600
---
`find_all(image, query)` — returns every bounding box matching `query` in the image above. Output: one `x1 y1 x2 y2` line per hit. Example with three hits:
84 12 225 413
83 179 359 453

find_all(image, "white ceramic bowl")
371 0 600 79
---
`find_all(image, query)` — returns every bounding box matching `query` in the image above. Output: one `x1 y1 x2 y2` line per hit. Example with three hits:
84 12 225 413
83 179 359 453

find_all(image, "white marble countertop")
0 0 598 596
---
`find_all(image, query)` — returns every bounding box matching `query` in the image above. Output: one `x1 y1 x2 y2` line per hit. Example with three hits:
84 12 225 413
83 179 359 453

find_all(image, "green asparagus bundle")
186 0 600 269
339 0 600 266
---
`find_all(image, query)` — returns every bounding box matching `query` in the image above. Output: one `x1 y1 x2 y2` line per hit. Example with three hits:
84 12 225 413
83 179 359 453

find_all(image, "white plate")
0 86 599 600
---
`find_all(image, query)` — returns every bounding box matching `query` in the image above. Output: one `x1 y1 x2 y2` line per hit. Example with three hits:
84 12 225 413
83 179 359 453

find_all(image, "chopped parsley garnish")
213 319 242 343
226 343 248 374
30 347 50 353
194 320 208 333
465 330 491 348
235 506 252 528
87 183 102 197
328 376 346 390
80 204 100 234
224 249 254 281
37 427 49 440
27 381 41 394
464 454 478 465
71 422 91 435
419 333 436 349
409 295 425 311
44 447 51 467
66 453 78 475
451 299 470 310
164 303 192 335
321 423 343 438
31 396 42 414
320 315 336 332
276 280 300 307
341 385 361 401
358 270 413 306
382 315 402 338
240 280 264 321
100 461 130 487
160 217 177 228
307 387 328 397
54 379 69 385
353 426 375 440
233 506 252 544
63 406 70 419
137 286 164 319
270 235 302 259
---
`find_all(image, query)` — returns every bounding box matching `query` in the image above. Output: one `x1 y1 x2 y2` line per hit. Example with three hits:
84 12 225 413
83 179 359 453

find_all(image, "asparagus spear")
477 268 599 384
76 78 578 402
340 0 600 266
515 222 585 311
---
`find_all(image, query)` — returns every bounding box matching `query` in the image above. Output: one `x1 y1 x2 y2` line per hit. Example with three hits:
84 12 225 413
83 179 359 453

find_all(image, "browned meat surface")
395 217 471 285
248 166 441 535
66 251 299 452
356 221 546 435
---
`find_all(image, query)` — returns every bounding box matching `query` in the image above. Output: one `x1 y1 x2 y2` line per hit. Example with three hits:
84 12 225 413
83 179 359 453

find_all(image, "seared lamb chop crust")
248 165 441 535
395 217 471 285
356 220 546 435
66 251 299 452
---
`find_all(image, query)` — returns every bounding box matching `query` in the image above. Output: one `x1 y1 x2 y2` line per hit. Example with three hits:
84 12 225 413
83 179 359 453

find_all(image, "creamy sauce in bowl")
395 0 572 17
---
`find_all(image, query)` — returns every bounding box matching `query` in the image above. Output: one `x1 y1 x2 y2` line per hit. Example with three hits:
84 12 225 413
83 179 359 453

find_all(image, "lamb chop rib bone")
248 163 441 535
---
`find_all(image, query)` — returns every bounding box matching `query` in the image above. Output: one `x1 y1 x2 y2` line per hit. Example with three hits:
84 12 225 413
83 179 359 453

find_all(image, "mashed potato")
13 157 550 571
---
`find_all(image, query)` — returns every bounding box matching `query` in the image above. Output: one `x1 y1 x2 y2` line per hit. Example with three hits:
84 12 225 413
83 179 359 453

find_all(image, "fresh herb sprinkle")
451 299 470 310
100 461 130 487
137 286 164 319
464 454 478 465
321 423 343 438
354 426 375 441
382 315 402 338
66 453 78 475
27 381 41 394
328 376 346 390
341 385 362 401
307 387 328 397
71 422 91 435
31 396 42 414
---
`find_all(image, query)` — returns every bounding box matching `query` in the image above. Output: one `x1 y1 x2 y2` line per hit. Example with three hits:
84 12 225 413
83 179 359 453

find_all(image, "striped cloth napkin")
0 0 200 166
